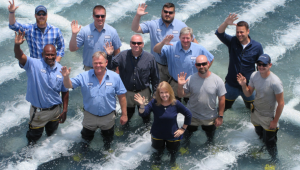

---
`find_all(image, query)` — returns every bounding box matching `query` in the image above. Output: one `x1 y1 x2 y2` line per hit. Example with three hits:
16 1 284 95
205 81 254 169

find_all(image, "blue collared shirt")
140 18 188 65
77 23 122 67
20 57 68 108
161 41 214 81
9 21 65 59
71 69 127 116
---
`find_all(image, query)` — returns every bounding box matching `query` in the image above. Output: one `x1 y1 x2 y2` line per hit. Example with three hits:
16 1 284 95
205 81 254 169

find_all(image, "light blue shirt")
77 23 122 67
140 18 188 65
161 41 214 81
20 57 68 108
71 69 127 116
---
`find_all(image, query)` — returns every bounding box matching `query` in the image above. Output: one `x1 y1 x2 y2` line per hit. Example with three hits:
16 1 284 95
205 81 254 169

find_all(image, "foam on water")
0 62 25 85
47 0 84 13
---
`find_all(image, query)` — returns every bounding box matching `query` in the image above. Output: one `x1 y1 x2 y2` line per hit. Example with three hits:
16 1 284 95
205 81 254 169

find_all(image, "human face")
35 11 47 26
236 26 249 44
179 33 192 50
159 88 170 102
195 56 209 74
161 7 175 24
130 36 144 54
257 62 271 74
93 8 106 28
92 56 108 75
42 46 56 67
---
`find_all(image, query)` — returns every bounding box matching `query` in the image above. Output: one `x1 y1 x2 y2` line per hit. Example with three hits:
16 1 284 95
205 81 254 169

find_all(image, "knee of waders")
26 126 44 144
202 125 216 142
263 129 278 145
81 127 95 142
127 107 135 121
166 141 180 154
224 99 235 111
45 120 59 136
254 126 263 139
244 100 254 110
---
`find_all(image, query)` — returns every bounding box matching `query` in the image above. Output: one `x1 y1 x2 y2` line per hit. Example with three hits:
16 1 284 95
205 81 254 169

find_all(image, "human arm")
150 61 160 94
217 13 238 34
237 73 254 97
177 72 189 98
55 29 65 62
174 101 192 138
8 0 19 25
215 95 225 127
14 30 27 66
59 91 69 123
153 35 174 54
192 37 198 44
113 48 120 56
134 93 146 113
269 92 284 129
60 66 73 88
69 20 81 52
118 94 128 125
131 3 148 33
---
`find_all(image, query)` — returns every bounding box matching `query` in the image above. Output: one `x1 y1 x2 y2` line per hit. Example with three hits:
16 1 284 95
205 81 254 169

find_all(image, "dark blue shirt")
215 30 263 88
140 99 192 140
110 50 159 93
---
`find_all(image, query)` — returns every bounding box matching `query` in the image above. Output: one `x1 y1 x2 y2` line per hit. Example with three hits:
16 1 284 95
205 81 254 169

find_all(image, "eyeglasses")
257 62 268 67
195 62 208 67
94 15 106 18
131 41 143 45
37 13 47 16
163 10 174 14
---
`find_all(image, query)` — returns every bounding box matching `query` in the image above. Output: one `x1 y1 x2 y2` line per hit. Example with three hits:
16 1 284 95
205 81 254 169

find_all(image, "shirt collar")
179 42 192 53
90 68 109 78
41 58 57 70
130 50 144 59
92 23 107 32
34 23 51 31
159 18 174 27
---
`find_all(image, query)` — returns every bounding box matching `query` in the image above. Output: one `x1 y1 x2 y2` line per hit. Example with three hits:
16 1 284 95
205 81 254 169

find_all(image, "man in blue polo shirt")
14 31 69 145
61 51 127 150
215 13 263 110
131 3 198 83
69 5 122 71
8 1 65 62
154 27 214 100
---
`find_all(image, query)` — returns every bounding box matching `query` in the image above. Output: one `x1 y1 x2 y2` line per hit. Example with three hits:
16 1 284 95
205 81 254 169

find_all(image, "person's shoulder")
210 72 223 80
173 18 186 25
107 69 120 78
269 72 282 82
249 37 262 47
104 23 118 32
142 51 155 59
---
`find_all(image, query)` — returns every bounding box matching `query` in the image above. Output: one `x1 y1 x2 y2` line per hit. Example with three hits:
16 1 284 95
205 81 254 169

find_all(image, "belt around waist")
129 87 150 93
169 77 178 83
157 62 167 67
84 109 115 117
32 104 59 112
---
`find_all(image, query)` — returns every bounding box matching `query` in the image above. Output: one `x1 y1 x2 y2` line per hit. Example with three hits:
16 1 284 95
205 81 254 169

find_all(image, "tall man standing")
8 1 65 62
109 34 159 124
215 13 263 110
14 31 69 145
237 54 284 162
131 3 198 83
69 5 122 71
178 55 226 143
61 51 127 150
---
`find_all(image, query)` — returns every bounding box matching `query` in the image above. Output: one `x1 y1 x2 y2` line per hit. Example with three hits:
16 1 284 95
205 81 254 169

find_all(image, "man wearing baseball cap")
8 0 65 62
237 54 284 163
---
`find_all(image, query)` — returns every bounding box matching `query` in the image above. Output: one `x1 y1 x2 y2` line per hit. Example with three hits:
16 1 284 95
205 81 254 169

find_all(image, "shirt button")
134 79 135 80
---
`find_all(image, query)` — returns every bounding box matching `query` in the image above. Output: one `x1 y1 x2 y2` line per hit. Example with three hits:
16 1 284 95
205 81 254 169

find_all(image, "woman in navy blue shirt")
134 81 192 166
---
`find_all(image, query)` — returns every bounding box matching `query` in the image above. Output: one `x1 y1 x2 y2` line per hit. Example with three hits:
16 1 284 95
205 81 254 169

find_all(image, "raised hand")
224 13 238 26
134 93 146 105
103 42 114 55
136 3 148 16
177 72 189 86
60 66 71 77
162 35 174 46
71 20 81 34
15 30 25 45
237 73 246 86
8 0 19 13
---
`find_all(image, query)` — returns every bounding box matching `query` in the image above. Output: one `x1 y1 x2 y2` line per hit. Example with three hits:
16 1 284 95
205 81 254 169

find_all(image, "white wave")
47 0 84 13
0 96 30 135
120 42 131 51
0 62 25 85
198 0 286 51
176 0 221 22
264 21 300 64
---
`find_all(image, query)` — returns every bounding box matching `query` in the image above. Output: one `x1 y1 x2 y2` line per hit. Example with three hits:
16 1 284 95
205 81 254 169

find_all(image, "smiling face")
161 7 175 24
236 26 249 44
159 87 170 102
195 55 209 74
179 33 192 50
130 35 144 55
42 45 56 67
93 8 106 29
35 11 47 26
92 55 108 75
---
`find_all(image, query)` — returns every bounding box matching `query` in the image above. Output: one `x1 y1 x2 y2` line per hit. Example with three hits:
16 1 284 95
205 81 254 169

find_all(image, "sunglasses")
163 10 174 14
94 15 106 18
131 41 143 45
257 62 268 67
37 13 47 16
195 62 208 67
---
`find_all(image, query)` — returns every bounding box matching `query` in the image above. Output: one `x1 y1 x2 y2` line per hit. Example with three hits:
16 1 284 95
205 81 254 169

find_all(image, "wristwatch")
218 115 223 118
181 126 186 131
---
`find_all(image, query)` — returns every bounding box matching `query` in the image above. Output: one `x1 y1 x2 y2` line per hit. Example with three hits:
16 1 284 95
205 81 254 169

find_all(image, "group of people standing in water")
7 0 284 167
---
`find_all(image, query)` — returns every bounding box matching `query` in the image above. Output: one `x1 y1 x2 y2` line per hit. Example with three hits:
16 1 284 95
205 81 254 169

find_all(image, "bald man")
178 55 226 144
14 31 69 145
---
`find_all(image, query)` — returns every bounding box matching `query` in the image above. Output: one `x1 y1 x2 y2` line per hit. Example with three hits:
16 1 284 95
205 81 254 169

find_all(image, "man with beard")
131 3 198 83
8 1 65 62
177 55 226 144
215 13 263 111
69 5 122 71
13 30 69 145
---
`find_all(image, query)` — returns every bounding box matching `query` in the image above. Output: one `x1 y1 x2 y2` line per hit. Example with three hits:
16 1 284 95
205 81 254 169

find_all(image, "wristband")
218 115 223 119
9 11 15 13
181 127 186 131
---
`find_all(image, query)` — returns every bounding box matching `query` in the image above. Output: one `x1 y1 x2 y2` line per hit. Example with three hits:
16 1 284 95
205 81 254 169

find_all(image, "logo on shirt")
106 82 113 86
88 83 93 87
174 55 180 58
190 56 196 60
88 35 93 39
105 35 111 39
172 30 179 34
56 75 62 78
157 29 162 32
41 69 46 73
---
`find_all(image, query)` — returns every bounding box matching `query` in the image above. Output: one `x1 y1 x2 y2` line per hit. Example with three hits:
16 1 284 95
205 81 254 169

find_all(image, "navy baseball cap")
35 5 47 14
257 54 271 64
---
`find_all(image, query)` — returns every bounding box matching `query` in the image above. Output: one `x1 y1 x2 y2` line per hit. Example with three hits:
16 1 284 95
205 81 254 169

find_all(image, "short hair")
131 34 143 41
180 27 193 38
92 51 107 60
155 81 176 106
237 21 249 30
93 5 106 15
162 3 175 11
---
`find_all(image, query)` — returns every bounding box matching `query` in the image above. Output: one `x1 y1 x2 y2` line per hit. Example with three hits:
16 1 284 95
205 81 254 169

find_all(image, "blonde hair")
155 81 176 106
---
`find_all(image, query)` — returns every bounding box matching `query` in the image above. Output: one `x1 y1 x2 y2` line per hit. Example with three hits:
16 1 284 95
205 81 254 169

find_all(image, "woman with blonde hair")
134 81 192 166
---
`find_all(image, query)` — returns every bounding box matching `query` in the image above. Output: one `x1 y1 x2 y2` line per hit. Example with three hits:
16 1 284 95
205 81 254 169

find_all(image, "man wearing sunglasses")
153 27 214 102
8 1 65 63
109 34 159 124
215 14 263 111
237 54 284 162
178 55 226 144
69 5 122 71
131 3 198 84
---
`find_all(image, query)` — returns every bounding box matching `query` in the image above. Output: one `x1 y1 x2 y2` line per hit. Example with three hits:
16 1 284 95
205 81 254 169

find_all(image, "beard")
36 18 47 26
198 68 207 74
161 14 174 24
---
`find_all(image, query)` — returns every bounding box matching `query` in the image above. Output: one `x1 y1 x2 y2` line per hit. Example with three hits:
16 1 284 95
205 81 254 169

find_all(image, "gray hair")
180 27 193 38
92 51 107 60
